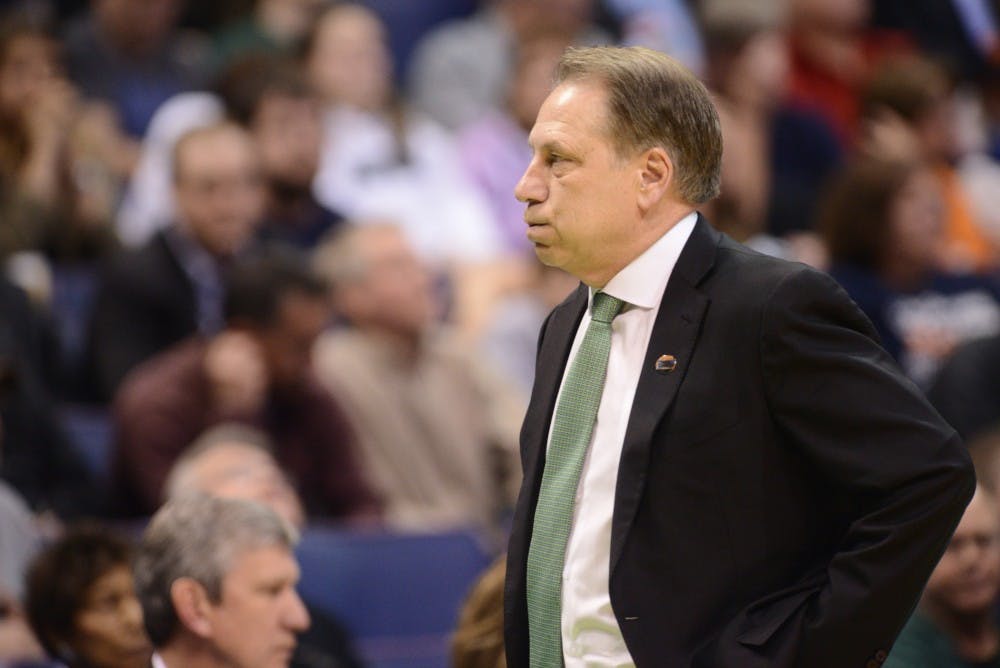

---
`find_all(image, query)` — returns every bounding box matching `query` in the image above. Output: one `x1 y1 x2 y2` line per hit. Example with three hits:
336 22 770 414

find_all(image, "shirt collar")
593 211 698 310
151 652 168 668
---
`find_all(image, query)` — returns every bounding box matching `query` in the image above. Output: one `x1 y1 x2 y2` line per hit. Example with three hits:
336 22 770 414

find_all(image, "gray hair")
163 423 275 502
556 46 723 204
135 494 299 646
311 221 401 290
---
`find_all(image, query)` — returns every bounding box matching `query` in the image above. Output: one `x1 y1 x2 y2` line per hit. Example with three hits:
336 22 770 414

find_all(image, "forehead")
225 545 299 586
175 128 257 178
83 565 133 603
954 490 999 536
529 80 611 149
194 443 272 478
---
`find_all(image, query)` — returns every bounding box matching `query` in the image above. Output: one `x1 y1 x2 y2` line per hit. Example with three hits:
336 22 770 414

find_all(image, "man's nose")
284 590 311 632
514 159 545 205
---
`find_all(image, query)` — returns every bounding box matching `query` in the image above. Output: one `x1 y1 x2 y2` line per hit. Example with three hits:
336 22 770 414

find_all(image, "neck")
158 637 228 668
582 206 695 289
924 602 999 662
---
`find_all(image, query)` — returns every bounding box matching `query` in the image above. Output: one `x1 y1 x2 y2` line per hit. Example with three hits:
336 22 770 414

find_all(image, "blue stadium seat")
296 526 494 668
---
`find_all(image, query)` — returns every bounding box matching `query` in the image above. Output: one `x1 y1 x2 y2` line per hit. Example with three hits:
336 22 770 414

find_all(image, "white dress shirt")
151 652 167 668
552 212 697 666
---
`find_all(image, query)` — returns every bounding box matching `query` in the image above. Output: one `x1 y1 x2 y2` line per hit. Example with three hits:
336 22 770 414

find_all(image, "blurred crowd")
0 0 999 666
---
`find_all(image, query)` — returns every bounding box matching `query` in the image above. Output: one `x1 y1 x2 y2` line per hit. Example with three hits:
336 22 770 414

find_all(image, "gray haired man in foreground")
135 494 310 668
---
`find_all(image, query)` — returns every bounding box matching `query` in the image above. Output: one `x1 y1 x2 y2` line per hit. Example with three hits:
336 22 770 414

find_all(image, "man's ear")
637 146 675 212
170 577 215 639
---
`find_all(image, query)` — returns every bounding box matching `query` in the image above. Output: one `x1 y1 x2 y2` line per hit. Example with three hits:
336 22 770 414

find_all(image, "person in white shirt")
503 45 973 667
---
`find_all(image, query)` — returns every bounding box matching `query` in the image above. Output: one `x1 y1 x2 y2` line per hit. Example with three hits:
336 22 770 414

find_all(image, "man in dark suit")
503 46 975 667
85 121 263 401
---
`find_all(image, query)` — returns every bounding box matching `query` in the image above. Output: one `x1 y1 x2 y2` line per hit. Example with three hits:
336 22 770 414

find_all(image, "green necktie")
526 291 626 667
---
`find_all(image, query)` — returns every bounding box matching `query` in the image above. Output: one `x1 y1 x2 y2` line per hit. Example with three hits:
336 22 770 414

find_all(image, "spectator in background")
861 54 999 273
408 0 610 131
604 0 704 74
85 121 263 401
930 334 1000 444
785 0 910 149
1 276 100 517
871 0 1000 84
313 224 521 533
212 0 325 73
217 53 347 250
452 556 506 668
113 250 378 520
822 158 1000 388
700 0 841 254
24 525 151 668
114 92 224 248
305 3 502 266
62 0 206 138
885 486 1000 667
163 424 364 668
0 479 44 664
165 424 305 528
134 495 310 668
458 33 568 257
476 262 578 394
0 16 126 272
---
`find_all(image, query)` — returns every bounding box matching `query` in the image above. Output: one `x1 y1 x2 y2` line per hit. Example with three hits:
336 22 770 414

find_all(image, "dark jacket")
505 218 974 667
85 229 198 401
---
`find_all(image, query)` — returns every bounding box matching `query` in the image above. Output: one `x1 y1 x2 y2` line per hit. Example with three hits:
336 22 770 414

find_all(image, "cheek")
74 615 121 659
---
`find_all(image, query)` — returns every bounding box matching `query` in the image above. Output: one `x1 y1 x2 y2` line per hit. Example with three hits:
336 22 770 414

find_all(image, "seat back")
296 526 493 668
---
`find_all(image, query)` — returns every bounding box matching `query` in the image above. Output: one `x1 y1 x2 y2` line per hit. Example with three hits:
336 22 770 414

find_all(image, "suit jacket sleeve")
758 266 974 666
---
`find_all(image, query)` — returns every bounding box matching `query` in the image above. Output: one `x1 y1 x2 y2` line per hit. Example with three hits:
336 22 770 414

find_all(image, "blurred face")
507 40 565 131
339 228 436 337
0 33 61 112
94 0 182 53
307 5 392 110
251 93 323 190
726 29 790 111
887 168 945 270
514 0 593 37
515 81 645 287
174 127 265 257
258 0 326 42
205 545 310 668
72 566 151 668
916 97 960 163
187 443 305 529
924 489 1000 616
257 291 330 388
790 0 869 31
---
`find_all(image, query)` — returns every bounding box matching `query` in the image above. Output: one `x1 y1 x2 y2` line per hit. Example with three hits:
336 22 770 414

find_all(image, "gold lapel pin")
655 354 677 373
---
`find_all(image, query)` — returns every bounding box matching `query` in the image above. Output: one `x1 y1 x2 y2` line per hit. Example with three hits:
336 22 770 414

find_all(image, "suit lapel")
610 216 720 574
520 283 588 495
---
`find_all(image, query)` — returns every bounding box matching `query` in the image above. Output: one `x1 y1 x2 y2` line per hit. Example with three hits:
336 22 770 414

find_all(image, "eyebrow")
528 139 570 156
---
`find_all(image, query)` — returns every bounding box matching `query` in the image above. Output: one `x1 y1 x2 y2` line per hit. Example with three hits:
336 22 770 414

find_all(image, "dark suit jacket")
84 229 198 401
504 218 975 667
